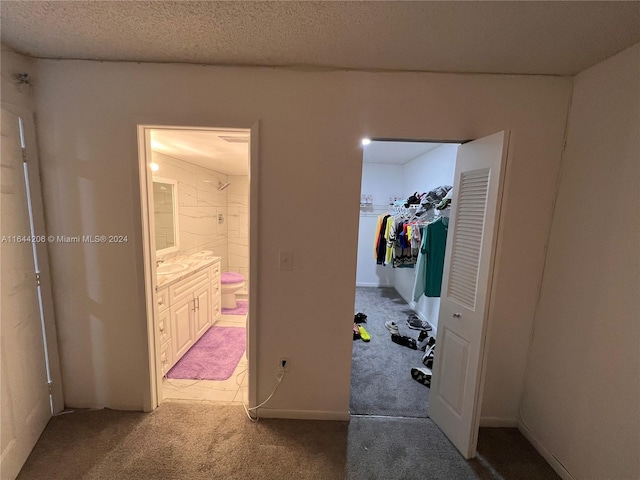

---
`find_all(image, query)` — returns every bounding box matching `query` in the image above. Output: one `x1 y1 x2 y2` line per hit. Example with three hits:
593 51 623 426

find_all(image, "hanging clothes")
412 225 427 302
384 216 395 265
373 215 383 259
409 224 421 264
375 214 390 265
393 219 414 268
422 217 449 297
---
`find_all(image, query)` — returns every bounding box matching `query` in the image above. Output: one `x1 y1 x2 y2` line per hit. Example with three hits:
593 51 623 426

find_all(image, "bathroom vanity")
156 256 222 374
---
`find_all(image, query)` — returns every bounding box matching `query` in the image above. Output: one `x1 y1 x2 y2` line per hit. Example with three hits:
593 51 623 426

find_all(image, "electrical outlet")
277 357 290 373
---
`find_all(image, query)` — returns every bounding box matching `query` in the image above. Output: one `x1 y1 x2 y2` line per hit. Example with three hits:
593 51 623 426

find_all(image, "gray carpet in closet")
350 287 430 417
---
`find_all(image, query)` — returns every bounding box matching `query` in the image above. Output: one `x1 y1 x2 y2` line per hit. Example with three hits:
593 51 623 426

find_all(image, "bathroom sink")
157 262 189 275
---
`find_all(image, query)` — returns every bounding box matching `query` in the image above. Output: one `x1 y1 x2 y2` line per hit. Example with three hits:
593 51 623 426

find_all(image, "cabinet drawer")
211 279 220 297
211 261 221 278
157 288 169 312
169 269 211 305
157 308 171 346
212 298 221 322
160 340 174 375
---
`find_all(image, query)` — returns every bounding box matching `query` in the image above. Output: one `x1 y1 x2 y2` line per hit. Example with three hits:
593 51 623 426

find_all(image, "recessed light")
150 163 159 172
361 138 371 146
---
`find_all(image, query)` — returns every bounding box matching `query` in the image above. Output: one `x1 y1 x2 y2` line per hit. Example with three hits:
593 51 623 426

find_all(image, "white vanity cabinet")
156 258 222 372
210 260 222 325
157 308 173 376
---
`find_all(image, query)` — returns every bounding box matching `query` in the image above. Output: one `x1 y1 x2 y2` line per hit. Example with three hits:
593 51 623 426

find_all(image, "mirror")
153 177 180 255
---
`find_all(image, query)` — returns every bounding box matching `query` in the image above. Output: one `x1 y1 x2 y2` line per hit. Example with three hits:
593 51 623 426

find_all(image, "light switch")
279 250 293 270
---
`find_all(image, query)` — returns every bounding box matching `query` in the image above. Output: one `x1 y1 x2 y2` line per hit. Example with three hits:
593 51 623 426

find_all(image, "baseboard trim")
518 420 575 480
257 408 350 421
479 416 518 428
394 285 413 306
356 282 394 288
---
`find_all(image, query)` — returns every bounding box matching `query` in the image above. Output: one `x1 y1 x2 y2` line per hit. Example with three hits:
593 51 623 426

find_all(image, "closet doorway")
138 124 258 412
351 132 509 459
351 140 460 419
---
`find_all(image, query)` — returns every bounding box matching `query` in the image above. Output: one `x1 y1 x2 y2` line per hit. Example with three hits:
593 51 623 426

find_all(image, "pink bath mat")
222 300 248 316
166 326 246 381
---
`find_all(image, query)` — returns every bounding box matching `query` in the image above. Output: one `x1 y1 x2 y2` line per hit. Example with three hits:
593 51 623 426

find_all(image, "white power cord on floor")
235 367 286 422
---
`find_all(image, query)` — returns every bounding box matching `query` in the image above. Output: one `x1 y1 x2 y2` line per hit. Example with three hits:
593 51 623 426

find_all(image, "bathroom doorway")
138 125 258 412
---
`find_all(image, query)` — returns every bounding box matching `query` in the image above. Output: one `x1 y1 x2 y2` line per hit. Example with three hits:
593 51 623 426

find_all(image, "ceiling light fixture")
361 138 371 146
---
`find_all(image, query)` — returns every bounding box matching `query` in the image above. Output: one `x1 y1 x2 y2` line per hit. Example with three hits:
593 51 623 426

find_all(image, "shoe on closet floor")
358 324 371 342
354 312 367 324
384 321 399 335
418 335 436 352
391 334 417 350
353 323 361 340
422 344 436 368
411 367 432 388
406 314 432 332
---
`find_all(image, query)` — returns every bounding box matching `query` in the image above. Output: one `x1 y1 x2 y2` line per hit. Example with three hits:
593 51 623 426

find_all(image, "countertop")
156 254 221 290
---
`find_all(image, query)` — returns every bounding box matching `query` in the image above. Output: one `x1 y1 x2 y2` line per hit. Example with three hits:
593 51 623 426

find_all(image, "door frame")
138 123 259 411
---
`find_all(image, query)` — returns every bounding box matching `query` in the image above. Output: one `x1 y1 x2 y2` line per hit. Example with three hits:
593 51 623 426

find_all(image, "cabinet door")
194 284 212 339
171 297 194 360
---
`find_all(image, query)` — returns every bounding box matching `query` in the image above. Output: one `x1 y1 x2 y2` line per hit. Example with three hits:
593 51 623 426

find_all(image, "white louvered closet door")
428 131 509 459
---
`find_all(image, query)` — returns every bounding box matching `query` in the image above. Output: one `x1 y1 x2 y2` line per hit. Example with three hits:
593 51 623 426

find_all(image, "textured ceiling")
2 1 639 75
151 129 249 176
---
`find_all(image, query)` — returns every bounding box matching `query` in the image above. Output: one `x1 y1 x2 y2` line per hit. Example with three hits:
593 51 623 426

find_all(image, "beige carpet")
18 402 348 480
17 402 559 480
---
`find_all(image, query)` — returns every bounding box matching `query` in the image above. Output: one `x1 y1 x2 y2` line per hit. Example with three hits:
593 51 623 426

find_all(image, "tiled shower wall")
227 176 249 290
152 152 228 272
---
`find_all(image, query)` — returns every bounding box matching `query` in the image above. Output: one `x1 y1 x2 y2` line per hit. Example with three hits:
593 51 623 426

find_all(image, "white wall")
394 144 457 331
151 152 229 270
520 44 640 479
1 45 35 111
227 175 249 292
31 57 570 420
356 163 403 287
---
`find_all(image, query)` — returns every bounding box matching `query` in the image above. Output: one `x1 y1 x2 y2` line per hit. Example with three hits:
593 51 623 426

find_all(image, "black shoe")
411 367 432 388
406 314 432 332
417 330 430 342
422 344 435 367
354 312 367 324
391 334 417 350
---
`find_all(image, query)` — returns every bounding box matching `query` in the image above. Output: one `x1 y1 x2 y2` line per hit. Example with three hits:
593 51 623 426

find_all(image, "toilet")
221 272 245 309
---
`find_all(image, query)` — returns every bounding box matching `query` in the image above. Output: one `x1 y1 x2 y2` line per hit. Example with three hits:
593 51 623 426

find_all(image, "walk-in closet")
351 140 459 418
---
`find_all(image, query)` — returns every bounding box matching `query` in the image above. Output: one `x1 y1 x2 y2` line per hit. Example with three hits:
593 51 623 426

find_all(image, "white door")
428 131 509 459
0 109 56 479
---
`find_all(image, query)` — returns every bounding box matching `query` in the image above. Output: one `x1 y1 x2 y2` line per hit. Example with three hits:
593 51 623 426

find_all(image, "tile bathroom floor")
162 313 248 404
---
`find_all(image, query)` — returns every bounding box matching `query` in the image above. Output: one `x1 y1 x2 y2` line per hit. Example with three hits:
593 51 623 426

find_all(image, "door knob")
453 313 461 318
